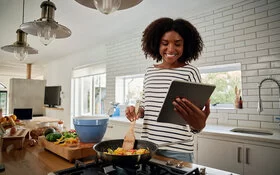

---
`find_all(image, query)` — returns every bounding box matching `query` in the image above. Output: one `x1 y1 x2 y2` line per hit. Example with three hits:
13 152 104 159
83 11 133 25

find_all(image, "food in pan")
105 147 150 155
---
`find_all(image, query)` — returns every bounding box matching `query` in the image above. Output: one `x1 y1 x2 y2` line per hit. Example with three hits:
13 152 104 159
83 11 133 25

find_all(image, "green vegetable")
46 132 62 142
62 131 77 139
44 128 56 137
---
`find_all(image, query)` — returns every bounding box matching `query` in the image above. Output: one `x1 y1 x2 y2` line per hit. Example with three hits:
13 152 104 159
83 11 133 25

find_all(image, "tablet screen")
157 80 216 125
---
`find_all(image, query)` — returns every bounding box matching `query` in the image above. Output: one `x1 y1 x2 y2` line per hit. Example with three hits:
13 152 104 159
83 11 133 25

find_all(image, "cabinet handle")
237 147 242 163
245 148 250 165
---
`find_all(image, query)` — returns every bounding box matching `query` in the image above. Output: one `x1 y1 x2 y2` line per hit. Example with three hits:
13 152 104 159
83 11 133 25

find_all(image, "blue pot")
73 116 109 143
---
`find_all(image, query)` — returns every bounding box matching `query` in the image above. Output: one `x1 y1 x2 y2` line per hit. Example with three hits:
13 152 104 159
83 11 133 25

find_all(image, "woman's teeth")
166 54 177 57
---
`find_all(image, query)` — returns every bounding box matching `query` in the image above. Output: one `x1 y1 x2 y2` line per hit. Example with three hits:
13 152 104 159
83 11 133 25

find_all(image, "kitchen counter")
0 137 238 175
200 124 280 145
109 117 280 145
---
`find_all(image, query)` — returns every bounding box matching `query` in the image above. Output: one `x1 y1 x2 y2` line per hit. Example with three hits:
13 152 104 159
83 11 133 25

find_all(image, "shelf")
43 107 64 111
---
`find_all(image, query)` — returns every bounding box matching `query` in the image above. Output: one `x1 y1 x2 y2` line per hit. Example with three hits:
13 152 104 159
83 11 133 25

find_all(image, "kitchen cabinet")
196 136 280 175
103 119 142 140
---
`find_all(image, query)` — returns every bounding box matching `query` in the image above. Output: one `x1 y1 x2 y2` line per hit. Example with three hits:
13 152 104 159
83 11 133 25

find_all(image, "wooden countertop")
0 139 237 175
0 141 75 175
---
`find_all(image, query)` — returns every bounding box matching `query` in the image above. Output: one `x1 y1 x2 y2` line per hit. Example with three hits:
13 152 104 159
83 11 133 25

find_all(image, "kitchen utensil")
122 100 140 150
93 139 191 166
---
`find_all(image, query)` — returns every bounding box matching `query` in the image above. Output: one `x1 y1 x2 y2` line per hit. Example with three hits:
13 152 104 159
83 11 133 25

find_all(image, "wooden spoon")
122 100 140 150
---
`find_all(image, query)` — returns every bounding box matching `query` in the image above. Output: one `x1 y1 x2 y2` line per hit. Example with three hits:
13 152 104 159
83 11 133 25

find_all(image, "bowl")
73 116 109 143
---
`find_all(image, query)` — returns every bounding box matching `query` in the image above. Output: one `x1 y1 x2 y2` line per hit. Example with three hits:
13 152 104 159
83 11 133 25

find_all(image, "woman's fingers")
125 106 137 121
172 97 208 130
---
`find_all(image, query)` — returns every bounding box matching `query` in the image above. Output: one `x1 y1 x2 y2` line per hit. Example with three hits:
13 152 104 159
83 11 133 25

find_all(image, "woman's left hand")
172 97 210 130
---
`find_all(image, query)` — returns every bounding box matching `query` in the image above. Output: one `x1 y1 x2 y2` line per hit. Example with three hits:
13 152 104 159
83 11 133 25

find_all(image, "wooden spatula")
122 100 141 150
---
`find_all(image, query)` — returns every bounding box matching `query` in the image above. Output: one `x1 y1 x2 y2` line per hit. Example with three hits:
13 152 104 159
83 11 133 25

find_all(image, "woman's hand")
125 106 144 121
172 97 210 130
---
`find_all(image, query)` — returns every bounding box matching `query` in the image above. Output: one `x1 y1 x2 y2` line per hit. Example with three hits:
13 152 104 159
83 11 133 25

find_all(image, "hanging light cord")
22 0 25 24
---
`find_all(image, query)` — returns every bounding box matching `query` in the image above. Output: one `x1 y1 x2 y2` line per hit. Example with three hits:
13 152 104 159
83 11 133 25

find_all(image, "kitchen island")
0 139 237 175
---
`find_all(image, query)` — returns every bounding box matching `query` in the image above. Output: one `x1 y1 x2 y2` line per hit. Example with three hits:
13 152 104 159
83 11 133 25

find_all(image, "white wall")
43 45 106 128
45 0 280 130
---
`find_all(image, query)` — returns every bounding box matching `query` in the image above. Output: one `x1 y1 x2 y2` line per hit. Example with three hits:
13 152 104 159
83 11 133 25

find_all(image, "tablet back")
157 80 216 125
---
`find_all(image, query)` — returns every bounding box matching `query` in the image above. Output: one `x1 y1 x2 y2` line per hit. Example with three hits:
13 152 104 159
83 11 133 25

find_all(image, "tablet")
157 80 216 125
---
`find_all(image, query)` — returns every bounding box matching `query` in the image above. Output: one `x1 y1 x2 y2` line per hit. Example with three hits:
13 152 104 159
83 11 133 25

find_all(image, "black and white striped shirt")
141 64 201 153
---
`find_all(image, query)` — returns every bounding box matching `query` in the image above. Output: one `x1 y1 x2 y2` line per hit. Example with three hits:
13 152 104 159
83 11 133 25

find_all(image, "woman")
125 17 210 162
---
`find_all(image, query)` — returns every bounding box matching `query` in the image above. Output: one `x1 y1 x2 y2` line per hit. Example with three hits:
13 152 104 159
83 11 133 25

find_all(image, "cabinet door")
244 144 280 175
104 122 128 139
197 137 243 174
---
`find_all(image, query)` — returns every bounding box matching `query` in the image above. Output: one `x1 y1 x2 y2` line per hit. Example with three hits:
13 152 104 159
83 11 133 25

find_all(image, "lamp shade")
75 0 142 13
1 29 38 61
20 0 71 46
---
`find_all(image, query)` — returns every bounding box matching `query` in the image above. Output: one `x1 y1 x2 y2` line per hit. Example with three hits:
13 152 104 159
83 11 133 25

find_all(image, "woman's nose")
167 44 175 51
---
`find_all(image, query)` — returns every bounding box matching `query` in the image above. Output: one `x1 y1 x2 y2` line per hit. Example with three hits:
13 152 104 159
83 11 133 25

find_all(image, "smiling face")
159 31 184 68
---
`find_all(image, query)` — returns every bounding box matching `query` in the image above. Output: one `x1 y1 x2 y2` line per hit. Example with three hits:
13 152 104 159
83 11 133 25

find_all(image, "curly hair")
141 17 203 63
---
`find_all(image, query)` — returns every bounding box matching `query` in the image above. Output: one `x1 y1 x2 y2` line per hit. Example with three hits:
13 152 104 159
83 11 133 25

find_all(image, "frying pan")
93 139 189 166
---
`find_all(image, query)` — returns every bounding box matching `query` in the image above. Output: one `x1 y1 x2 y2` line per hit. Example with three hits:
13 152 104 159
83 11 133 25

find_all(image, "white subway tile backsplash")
235 45 256 53
244 11 268 22
233 9 255 19
257 28 280 37
247 62 270 70
245 24 268 34
269 48 280 54
261 122 280 129
245 36 269 45
238 120 261 128
259 68 280 75
234 20 255 30
249 114 273 122
243 0 267 11
229 113 248 120
235 33 256 42
257 14 280 25
257 40 280 50
270 34 280 42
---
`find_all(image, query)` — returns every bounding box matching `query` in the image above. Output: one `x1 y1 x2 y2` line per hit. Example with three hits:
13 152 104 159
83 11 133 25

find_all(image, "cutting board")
1 128 29 151
38 136 96 162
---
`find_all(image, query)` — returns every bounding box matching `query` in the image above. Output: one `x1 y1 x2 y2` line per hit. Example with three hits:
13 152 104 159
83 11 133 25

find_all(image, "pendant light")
20 0 71 46
1 0 38 61
75 0 143 15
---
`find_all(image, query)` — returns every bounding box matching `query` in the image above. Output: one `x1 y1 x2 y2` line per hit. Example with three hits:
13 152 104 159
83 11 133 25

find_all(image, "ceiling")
0 0 238 76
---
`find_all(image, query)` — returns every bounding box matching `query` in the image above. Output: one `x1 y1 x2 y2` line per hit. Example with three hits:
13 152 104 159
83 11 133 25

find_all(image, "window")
71 64 106 119
199 63 242 109
116 74 144 105
116 63 241 109
72 74 106 117
0 82 7 115
0 91 7 115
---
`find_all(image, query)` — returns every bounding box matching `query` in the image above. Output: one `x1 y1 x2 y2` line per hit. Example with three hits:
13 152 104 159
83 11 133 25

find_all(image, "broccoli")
46 132 62 142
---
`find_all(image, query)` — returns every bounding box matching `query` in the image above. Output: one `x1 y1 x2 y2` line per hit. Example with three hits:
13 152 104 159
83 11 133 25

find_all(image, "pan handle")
157 139 192 147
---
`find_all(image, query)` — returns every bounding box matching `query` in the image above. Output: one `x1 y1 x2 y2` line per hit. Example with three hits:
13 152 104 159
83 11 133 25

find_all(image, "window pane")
199 63 241 108
94 74 106 114
72 73 106 117
81 77 92 115
0 91 7 115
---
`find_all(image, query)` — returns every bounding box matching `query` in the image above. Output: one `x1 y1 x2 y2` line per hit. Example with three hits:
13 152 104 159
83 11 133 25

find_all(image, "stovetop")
48 158 201 175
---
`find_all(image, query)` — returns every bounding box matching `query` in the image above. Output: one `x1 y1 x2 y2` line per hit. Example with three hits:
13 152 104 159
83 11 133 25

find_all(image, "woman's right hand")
125 106 143 121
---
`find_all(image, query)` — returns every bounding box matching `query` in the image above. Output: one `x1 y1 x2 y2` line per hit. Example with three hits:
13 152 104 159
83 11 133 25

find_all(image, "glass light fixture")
1 0 38 61
75 0 143 14
37 25 56 46
1 29 38 62
20 0 71 46
14 46 28 61
93 0 121 15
